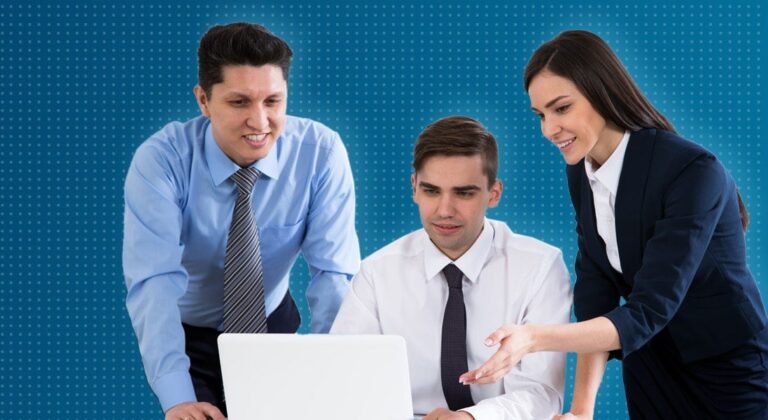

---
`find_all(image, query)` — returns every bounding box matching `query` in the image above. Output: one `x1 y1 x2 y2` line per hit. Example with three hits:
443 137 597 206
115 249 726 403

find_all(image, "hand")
164 401 225 420
424 407 474 420
553 412 592 420
458 324 534 385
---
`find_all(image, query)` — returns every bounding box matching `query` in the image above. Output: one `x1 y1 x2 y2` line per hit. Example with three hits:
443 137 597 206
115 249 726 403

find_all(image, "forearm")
568 352 609 416
125 274 195 410
530 316 620 353
306 270 352 332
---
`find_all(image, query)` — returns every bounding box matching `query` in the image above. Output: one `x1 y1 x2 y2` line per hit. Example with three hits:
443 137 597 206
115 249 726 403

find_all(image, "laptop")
218 334 416 420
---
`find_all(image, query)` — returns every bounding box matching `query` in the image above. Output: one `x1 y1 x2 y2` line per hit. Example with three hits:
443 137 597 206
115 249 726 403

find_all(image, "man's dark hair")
198 22 293 97
413 116 499 189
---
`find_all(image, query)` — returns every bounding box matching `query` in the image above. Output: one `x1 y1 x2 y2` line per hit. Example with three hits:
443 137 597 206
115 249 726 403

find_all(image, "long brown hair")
524 30 748 230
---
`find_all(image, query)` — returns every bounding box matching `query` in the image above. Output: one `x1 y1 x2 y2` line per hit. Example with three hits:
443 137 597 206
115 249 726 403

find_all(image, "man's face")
412 154 502 260
194 64 287 167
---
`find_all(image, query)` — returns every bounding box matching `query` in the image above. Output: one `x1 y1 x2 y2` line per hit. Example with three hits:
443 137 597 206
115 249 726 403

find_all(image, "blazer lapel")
578 162 614 271
615 129 657 284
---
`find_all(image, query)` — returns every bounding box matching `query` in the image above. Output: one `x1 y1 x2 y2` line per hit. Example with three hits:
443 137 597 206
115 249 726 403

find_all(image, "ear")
193 85 211 117
411 174 418 202
487 179 503 208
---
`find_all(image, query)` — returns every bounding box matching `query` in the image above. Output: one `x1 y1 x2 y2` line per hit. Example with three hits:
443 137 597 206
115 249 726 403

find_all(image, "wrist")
526 324 542 353
456 410 475 420
568 401 595 418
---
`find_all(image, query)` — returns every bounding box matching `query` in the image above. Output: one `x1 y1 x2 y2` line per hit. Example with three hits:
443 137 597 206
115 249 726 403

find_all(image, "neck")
587 123 625 169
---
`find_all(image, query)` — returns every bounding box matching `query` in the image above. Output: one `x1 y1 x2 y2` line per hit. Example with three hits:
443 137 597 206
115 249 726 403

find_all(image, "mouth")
554 137 576 150
243 133 270 148
432 222 462 235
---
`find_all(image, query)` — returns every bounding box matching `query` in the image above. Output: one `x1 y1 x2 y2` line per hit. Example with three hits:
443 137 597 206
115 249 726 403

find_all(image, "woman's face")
528 70 621 166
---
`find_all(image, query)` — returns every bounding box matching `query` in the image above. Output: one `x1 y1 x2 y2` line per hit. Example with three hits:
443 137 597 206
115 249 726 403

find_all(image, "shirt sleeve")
301 133 361 333
603 154 728 358
462 250 572 420
122 141 196 411
329 263 382 335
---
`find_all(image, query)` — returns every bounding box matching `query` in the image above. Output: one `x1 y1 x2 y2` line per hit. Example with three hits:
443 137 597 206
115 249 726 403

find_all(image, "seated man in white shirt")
331 116 572 420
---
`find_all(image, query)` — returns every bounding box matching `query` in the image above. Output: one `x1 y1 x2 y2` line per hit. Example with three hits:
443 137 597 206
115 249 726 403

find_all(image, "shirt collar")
584 130 630 197
204 119 281 187
423 218 494 285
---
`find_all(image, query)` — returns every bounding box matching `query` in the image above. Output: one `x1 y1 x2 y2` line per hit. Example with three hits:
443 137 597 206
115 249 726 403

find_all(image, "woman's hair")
524 30 748 230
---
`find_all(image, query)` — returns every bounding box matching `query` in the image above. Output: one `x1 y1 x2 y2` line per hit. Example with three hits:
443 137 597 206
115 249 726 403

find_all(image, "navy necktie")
223 167 267 334
440 263 474 410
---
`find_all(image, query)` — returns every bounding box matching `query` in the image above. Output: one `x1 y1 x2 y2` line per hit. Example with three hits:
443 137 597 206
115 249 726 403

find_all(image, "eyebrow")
418 181 481 192
531 95 570 112
223 91 285 99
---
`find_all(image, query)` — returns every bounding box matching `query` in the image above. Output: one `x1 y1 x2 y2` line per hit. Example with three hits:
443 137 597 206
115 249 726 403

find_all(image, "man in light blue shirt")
122 23 360 420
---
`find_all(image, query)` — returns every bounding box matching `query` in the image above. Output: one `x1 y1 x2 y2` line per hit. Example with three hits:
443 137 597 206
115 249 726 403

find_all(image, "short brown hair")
412 116 498 189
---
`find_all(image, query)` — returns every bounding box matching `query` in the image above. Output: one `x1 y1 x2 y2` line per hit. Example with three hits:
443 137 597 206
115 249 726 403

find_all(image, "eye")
265 98 282 107
456 191 475 198
228 99 248 107
422 188 439 196
555 104 571 114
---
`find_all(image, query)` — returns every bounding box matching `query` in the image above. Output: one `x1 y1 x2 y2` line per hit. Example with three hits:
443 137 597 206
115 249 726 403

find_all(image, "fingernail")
484 338 492 346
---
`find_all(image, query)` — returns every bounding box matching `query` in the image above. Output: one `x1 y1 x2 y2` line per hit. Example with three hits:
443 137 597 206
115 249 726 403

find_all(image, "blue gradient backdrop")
0 1 764 418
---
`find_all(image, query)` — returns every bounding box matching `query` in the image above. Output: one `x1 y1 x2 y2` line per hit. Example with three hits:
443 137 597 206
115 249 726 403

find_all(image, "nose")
541 116 561 140
246 105 269 131
436 194 455 218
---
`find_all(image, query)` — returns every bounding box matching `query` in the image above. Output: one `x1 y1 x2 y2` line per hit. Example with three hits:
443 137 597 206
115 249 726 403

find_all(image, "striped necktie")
223 167 267 334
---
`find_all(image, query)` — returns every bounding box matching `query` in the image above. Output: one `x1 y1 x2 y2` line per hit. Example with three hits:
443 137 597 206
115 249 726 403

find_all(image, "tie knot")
230 167 260 195
442 264 464 289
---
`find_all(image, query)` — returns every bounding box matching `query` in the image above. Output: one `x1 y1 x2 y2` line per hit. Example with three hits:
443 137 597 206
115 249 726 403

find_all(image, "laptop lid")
218 334 414 420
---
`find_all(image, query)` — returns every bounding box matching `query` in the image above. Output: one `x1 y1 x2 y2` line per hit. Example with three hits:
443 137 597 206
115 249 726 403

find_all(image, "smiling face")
527 70 624 167
412 154 502 260
194 64 287 167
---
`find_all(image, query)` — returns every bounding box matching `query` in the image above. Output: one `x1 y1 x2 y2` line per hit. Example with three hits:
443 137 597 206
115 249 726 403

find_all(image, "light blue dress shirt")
123 115 360 411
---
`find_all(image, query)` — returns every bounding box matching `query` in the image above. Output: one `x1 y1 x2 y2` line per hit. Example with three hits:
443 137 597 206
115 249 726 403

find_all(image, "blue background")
1 1 764 418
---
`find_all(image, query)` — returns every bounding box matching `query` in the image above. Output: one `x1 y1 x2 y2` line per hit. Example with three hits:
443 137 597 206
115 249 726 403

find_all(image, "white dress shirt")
331 219 572 419
584 130 630 274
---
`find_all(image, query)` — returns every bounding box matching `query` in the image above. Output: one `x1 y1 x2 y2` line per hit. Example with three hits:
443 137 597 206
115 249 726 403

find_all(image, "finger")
183 406 208 420
424 407 447 420
459 368 480 384
484 325 512 346
198 402 225 420
472 356 516 385
472 347 513 381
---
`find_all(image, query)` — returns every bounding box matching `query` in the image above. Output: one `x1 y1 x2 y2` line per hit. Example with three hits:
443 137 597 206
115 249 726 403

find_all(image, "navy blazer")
567 128 767 363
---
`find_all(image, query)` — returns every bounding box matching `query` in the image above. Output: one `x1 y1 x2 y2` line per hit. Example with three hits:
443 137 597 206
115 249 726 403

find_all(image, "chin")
562 153 585 166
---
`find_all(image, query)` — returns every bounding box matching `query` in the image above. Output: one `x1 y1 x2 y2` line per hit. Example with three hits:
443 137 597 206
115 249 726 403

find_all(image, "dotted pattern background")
0 2 764 418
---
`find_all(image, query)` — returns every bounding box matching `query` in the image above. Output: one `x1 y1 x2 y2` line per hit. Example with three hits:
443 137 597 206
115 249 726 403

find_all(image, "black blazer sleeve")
602 153 729 357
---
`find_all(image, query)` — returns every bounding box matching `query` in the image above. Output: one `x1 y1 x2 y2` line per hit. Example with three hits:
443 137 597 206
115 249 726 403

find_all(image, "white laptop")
218 334 416 420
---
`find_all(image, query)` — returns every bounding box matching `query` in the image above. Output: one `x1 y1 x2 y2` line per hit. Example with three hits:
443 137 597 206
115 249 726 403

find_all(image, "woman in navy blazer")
460 31 768 419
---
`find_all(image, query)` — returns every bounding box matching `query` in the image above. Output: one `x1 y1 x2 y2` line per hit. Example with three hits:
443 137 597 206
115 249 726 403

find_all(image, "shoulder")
281 115 344 152
640 128 711 159
487 220 570 296
132 116 207 168
636 129 726 185
488 219 563 264
360 229 426 271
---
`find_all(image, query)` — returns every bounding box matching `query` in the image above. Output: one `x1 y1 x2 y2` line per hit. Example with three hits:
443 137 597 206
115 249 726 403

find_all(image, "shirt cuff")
152 370 196 412
460 402 500 420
